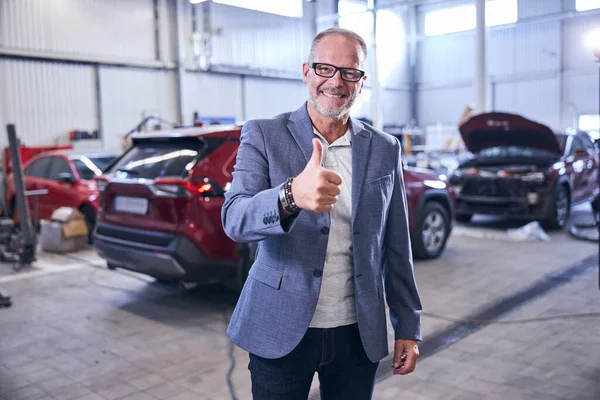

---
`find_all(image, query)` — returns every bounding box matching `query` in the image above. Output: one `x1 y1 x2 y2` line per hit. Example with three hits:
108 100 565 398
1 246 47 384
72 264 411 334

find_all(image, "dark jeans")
248 323 379 400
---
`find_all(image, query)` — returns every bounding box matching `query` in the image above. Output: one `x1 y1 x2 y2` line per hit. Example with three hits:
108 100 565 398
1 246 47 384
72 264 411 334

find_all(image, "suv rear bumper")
93 223 238 283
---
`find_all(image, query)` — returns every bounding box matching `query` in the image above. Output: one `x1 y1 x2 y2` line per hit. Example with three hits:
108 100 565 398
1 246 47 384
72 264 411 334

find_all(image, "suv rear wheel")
412 201 450 260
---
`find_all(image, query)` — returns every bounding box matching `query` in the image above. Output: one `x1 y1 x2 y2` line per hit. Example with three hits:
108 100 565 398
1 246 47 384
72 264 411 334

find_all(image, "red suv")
94 125 455 287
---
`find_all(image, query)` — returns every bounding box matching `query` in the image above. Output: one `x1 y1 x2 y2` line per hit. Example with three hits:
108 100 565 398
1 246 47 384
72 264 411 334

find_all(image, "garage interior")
1 0 600 399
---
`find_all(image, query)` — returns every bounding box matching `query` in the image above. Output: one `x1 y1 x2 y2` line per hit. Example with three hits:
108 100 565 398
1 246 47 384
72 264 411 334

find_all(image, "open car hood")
459 112 562 155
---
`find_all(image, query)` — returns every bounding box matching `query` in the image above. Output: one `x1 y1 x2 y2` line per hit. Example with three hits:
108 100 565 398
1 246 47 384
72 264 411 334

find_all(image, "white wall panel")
418 86 474 125
419 34 474 87
0 0 156 60
182 72 243 124
243 78 306 120
349 87 373 122
494 77 561 128
382 89 411 126
207 3 313 71
511 21 561 75
99 67 178 152
0 59 96 149
563 73 599 127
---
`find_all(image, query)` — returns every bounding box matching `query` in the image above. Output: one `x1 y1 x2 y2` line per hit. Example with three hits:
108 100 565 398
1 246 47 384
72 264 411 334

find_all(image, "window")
425 0 518 37
107 138 223 180
24 158 52 178
189 0 303 18
576 0 600 11
48 157 72 179
71 156 116 180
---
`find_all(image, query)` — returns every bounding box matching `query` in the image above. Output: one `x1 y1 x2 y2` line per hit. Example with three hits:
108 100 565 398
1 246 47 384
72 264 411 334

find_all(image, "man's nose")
328 70 344 85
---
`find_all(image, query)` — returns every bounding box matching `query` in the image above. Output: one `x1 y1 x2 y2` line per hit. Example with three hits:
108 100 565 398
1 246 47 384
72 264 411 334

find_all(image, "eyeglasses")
310 62 365 82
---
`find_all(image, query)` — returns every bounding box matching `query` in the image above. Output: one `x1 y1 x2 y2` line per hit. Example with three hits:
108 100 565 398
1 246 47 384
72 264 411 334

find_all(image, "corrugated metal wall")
0 59 97 149
244 77 306 120
183 72 243 122
0 0 157 60
416 0 600 131
99 67 178 152
0 0 320 152
209 3 313 72
1 0 597 147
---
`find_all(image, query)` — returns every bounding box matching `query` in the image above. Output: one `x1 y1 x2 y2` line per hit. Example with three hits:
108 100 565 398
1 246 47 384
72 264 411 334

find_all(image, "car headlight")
521 172 545 183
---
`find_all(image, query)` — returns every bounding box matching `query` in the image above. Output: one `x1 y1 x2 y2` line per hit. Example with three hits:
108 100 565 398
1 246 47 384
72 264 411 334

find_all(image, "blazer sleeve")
382 138 423 341
222 119 300 243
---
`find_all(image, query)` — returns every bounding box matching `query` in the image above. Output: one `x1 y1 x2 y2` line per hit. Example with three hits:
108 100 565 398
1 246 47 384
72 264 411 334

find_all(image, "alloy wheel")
422 210 447 254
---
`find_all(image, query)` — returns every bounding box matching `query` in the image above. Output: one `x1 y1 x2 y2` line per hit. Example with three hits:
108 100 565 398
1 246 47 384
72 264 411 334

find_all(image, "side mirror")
54 172 76 184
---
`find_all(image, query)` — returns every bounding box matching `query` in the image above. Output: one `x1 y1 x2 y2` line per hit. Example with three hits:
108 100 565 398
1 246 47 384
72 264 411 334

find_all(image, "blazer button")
320 226 329 234
313 269 323 277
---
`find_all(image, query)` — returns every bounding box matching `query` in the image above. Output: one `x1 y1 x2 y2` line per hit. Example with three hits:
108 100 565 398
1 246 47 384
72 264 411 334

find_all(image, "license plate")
114 196 148 215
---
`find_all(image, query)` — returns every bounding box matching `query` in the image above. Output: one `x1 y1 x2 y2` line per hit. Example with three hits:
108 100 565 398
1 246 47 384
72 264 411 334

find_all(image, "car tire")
236 242 257 292
412 201 451 260
79 204 96 244
544 185 570 230
107 262 118 270
456 213 472 223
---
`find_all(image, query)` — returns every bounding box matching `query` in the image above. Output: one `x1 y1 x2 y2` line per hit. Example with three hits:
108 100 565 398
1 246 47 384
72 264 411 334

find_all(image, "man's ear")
302 63 310 83
359 75 367 93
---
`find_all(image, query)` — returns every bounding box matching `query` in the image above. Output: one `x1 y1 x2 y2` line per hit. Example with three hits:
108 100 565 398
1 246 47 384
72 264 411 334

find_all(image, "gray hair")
307 28 368 66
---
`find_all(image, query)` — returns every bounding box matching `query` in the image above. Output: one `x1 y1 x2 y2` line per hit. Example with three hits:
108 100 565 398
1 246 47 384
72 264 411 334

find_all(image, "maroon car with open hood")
449 112 598 228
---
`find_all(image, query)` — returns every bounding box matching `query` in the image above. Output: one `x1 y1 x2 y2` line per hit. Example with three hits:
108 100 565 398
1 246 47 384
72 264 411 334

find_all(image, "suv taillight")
154 177 224 198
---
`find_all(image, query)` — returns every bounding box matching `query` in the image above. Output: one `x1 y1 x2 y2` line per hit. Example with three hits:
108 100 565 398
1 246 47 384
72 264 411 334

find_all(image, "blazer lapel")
287 103 314 164
350 118 372 223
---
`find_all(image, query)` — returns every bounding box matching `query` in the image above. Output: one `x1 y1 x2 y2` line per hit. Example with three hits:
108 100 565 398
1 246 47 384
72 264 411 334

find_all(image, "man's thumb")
308 138 323 168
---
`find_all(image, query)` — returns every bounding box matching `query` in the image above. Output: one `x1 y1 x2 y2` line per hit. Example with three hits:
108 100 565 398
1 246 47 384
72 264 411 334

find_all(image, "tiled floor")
0 205 599 399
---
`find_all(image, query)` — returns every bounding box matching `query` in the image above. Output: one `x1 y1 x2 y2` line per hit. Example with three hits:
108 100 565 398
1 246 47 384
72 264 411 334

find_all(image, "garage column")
370 0 383 130
174 0 187 125
475 0 486 113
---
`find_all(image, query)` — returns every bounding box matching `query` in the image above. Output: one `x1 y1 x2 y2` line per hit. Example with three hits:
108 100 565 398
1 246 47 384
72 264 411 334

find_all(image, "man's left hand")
392 339 419 375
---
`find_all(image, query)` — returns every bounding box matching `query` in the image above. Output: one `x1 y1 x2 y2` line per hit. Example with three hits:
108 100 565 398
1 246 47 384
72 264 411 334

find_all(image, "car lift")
0 124 43 308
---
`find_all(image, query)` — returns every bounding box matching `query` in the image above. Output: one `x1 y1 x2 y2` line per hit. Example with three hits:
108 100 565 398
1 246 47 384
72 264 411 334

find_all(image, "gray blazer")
222 103 422 362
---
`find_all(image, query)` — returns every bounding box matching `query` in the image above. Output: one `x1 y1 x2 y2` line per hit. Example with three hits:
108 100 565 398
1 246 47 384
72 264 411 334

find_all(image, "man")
222 27 422 399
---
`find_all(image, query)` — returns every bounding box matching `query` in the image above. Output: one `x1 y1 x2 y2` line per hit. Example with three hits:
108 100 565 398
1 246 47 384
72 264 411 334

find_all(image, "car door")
22 157 53 221
45 156 79 218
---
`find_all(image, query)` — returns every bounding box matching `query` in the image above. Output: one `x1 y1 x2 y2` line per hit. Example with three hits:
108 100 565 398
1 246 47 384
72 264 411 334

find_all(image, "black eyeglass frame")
309 62 366 82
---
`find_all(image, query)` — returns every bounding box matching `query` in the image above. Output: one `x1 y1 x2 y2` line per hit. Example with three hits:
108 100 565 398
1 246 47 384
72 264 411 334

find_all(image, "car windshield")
71 155 116 180
106 138 221 179
477 146 558 159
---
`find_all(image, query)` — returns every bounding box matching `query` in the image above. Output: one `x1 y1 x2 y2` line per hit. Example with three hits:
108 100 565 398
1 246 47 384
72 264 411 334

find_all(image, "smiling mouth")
321 91 345 99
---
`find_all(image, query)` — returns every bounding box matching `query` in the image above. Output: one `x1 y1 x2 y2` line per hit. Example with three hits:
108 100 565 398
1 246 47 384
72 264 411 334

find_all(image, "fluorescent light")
585 30 600 51
576 0 600 12
424 0 518 37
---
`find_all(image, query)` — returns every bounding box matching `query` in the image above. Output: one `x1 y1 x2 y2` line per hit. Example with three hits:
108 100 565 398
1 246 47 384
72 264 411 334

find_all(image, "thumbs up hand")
291 138 343 213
